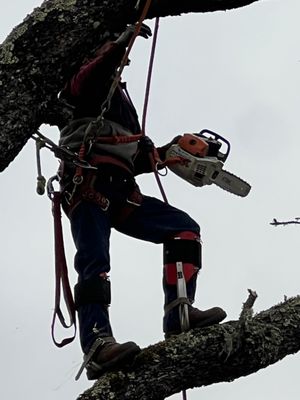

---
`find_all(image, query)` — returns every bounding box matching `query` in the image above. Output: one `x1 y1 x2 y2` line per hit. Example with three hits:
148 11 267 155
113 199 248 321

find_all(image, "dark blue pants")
70 195 200 353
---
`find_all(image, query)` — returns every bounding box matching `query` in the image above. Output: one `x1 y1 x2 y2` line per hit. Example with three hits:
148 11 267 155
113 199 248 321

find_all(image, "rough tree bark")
0 0 259 172
76 294 300 400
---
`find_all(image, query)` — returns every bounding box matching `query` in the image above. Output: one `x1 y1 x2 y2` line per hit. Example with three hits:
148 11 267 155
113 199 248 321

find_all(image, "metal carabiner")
47 175 60 200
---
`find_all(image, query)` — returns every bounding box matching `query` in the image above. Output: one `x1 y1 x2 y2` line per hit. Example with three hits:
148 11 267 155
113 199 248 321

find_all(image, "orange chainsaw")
165 129 251 197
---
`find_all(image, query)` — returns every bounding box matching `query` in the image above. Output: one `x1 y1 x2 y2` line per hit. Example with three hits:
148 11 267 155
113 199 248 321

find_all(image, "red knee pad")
164 263 198 285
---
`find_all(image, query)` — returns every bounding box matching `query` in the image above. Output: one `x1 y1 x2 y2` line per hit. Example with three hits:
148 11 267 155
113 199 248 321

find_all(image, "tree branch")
76 295 300 399
270 218 300 227
148 0 260 18
0 0 260 172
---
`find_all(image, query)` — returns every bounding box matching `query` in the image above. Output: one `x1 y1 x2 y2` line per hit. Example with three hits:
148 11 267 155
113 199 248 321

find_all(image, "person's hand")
138 135 155 153
116 23 152 45
157 135 182 161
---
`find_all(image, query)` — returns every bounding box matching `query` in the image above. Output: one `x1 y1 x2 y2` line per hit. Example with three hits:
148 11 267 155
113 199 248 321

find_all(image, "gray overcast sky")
1 1 300 399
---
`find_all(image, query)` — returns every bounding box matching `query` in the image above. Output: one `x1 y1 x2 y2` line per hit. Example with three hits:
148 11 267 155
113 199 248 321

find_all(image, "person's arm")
69 41 125 98
66 24 152 100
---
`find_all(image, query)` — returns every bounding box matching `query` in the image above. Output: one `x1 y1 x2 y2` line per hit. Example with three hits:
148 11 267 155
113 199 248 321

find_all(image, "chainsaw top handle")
196 129 231 162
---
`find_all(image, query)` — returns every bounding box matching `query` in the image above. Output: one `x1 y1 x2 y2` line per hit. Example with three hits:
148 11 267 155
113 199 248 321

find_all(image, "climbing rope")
138 7 189 400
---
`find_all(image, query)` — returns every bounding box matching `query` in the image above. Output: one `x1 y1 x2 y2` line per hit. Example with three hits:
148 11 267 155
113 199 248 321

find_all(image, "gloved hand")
116 23 152 46
157 135 182 161
138 135 155 153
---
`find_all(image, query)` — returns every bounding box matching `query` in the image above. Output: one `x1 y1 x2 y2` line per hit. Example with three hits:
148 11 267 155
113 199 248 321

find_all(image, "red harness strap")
95 133 143 145
51 191 77 347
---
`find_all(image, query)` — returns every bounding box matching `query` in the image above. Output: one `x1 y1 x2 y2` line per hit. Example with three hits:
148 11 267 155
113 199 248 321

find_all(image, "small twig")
270 218 300 226
240 289 258 321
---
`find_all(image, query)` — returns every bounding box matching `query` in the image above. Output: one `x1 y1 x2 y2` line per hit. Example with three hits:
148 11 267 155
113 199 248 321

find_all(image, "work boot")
164 305 226 338
163 271 227 337
76 336 141 380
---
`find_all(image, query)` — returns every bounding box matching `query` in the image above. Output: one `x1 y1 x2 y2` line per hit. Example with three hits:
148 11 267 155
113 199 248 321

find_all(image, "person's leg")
117 195 226 337
70 201 113 353
70 201 140 380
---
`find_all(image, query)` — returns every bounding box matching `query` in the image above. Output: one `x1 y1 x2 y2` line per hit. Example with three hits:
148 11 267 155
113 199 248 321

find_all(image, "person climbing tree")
58 23 227 380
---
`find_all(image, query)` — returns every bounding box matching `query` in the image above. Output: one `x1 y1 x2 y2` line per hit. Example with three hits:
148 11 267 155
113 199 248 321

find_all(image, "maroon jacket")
61 41 141 135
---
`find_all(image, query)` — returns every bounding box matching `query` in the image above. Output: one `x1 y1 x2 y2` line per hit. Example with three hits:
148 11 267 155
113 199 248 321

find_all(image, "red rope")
51 192 77 347
141 14 188 400
102 0 154 112
142 17 160 134
141 17 169 204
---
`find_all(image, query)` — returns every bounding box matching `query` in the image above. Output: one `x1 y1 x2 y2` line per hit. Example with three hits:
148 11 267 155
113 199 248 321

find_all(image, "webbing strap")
95 133 143 144
51 191 76 347
164 297 192 315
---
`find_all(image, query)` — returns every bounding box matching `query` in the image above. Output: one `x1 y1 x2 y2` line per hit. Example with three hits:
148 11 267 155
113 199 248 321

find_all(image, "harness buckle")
100 198 110 212
73 175 84 185
126 198 141 207
126 189 143 207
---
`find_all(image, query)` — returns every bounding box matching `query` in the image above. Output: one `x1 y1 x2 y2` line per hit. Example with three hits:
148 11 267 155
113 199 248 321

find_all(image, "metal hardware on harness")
35 138 46 195
32 131 97 169
47 174 60 200
32 131 97 198
126 198 142 207
81 189 110 212
135 0 142 10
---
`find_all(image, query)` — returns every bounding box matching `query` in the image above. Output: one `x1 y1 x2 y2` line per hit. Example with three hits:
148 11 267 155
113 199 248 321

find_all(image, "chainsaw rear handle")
196 129 231 162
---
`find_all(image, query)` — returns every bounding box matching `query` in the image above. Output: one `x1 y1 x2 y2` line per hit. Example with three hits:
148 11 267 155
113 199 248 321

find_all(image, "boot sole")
86 343 141 380
165 315 225 338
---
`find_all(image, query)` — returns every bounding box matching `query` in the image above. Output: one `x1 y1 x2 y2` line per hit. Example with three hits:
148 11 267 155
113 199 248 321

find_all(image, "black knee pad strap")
164 238 202 268
74 276 111 309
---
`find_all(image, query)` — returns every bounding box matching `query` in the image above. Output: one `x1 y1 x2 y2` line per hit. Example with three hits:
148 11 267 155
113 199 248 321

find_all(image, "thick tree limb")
148 0 260 18
0 0 260 172
76 295 300 400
